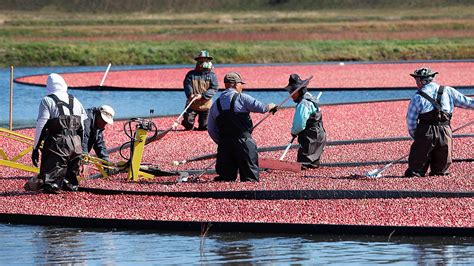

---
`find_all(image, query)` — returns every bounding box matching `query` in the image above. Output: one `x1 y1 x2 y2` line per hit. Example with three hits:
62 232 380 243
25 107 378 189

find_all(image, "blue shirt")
208 89 268 144
291 92 320 135
406 81 474 138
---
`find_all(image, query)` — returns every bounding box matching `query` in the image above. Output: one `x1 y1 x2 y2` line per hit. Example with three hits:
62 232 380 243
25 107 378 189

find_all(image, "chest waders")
296 99 327 168
214 93 259 182
405 86 453 177
39 94 83 192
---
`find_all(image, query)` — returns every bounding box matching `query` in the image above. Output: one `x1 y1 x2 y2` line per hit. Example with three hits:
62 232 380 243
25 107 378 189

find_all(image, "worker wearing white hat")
82 105 115 162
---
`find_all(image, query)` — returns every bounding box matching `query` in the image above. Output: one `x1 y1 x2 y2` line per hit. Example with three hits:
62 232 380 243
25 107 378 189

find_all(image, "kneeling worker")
82 105 115 161
285 74 326 169
207 72 276 182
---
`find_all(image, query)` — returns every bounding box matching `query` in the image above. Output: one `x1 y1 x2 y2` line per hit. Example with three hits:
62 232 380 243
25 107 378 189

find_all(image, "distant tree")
268 0 289 5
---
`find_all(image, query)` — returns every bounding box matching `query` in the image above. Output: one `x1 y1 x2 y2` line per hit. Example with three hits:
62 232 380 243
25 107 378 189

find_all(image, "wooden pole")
9 66 14 130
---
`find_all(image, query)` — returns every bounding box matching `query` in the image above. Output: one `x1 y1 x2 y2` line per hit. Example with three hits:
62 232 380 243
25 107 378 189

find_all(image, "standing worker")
405 67 474 177
182 50 218 130
29 73 86 193
82 105 115 161
207 72 276 182
286 74 326 169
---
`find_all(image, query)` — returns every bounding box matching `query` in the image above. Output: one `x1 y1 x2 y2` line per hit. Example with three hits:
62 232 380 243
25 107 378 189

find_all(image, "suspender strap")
436 86 445 104
47 94 75 115
216 93 239 113
418 89 442 110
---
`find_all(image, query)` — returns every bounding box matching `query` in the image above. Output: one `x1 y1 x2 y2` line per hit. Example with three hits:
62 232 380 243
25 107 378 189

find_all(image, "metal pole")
9 66 14 130
100 63 112 87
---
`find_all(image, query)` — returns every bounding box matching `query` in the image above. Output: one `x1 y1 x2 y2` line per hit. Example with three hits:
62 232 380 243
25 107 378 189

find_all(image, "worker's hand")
266 103 277 114
105 168 119 176
31 149 39 167
291 133 298 139
190 94 202 100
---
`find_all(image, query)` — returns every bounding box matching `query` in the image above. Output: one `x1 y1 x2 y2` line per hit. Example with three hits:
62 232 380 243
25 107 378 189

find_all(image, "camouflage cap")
194 50 213 61
410 67 438 79
224 72 246 84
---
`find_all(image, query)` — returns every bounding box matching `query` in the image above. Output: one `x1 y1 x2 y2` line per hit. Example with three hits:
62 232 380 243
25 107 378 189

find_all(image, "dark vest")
417 86 451 126
45 94 82 136
303 97 323 130
216 93 253 138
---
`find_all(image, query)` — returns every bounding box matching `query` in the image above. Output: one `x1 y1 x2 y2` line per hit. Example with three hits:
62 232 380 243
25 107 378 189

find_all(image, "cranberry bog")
1 63 473 236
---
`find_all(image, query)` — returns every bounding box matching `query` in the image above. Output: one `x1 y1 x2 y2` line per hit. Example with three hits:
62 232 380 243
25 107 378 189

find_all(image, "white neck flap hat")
99 105 115 125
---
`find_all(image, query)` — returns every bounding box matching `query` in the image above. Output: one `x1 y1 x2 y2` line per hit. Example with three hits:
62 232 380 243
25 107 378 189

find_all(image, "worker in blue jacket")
286 74 326 169
82 105 115 161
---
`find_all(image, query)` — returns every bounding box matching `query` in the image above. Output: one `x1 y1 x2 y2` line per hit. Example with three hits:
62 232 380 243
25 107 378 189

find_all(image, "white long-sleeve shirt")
33 74 86 148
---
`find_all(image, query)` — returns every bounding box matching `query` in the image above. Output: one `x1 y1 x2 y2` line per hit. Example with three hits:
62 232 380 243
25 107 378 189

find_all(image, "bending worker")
30 73 86 193
82 105 115 161
207 72 276 182
182 50 218 130
405 67 474 177
286 74 326 169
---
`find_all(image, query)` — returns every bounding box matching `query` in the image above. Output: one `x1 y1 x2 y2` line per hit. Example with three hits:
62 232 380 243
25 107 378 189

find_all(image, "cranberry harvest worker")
30 73 86 193
182 50 218 130
82 105 115 161
286 74 326 169
405 67 474 177
207 72 276 182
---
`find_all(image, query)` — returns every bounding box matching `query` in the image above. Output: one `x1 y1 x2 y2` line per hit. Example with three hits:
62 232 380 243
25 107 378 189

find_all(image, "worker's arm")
406 96 421 138
291 102 313 135
207 104 220 144
93 129 109 161
201 72 219 100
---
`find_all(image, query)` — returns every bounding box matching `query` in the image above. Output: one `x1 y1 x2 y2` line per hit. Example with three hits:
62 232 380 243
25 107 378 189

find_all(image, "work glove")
31 149 39 167
291 133 298 139
105 168 119 176
267 103 277 114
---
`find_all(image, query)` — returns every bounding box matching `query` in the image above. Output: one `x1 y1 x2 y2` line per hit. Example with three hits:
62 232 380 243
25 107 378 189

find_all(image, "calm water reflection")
0 224 472 264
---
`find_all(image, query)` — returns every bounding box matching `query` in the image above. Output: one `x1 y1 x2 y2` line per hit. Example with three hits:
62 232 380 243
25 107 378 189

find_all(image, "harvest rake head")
364 168 384 178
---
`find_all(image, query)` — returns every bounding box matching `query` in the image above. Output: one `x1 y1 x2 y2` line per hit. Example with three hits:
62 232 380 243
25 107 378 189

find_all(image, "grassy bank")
1 6 473 66
3 39 473 67
1 0 472 12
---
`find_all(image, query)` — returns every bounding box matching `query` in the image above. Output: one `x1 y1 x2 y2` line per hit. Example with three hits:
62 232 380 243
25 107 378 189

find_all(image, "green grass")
2 39 473 67
1 5 473 66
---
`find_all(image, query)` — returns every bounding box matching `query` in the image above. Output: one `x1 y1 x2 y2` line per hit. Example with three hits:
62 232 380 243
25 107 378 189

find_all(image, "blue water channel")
2 64 473 129
0 64 473 264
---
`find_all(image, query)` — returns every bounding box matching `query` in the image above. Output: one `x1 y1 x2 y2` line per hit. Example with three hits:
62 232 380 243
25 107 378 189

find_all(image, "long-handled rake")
172 96 198 129
279 136 296 161
364 119 474 178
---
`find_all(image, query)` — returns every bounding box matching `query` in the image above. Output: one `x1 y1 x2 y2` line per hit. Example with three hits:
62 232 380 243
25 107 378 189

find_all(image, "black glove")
291 133 298 139
269 106 278 115
105 168 119 176
31 149 39 167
